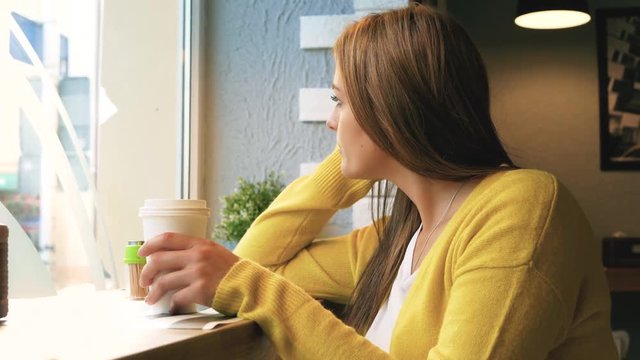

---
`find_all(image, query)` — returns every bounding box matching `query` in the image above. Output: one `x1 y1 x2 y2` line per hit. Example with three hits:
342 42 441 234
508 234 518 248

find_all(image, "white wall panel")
300 14 361 49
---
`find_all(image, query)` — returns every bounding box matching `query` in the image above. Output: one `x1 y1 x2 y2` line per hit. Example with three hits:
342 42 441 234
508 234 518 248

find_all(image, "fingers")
144 269 192 305
138 232 195 256
170 280 214 312
139 249 190 287
136 239 239 314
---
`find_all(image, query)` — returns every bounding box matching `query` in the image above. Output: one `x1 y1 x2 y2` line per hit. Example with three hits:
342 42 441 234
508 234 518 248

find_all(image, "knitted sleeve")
213 259 393 359
233 148 378 303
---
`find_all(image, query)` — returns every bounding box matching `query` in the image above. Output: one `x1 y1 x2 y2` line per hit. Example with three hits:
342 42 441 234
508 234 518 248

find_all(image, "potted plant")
213 171 284 249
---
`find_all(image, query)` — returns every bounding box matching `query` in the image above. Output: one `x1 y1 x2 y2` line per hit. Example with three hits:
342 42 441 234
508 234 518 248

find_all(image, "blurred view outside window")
0 0 191 292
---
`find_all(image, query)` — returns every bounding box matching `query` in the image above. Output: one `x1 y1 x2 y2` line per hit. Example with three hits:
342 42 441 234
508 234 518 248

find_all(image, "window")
1 0 198 294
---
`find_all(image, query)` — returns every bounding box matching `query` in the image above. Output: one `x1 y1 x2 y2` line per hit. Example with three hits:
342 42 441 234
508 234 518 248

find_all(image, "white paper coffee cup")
139 199 210 314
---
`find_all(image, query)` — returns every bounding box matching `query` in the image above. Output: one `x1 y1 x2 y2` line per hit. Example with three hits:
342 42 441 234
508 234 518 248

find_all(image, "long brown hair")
334 4 517 334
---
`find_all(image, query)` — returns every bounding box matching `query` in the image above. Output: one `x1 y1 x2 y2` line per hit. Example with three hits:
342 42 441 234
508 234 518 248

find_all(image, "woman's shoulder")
489 168 556 189
471 168 559 210
458 168 561 243
452 168 587 270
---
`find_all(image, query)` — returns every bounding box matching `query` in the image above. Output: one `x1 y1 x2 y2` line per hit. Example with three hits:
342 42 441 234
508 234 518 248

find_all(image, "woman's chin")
340 162 369 179
340 162 357 179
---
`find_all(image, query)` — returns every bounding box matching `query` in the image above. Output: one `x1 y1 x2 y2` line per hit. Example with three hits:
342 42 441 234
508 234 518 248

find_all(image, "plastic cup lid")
138 208 210 217
139 199 210 217
142 199 207 209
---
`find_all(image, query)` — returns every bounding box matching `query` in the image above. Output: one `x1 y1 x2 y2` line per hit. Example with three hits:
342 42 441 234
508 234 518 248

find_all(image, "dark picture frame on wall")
596 8 640 171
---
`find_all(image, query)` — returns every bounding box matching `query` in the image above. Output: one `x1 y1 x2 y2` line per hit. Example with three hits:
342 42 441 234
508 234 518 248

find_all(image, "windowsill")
1 290 277 359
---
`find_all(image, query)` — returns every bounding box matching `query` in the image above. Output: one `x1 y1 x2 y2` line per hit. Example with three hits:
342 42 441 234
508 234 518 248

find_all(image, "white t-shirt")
365 224 422 352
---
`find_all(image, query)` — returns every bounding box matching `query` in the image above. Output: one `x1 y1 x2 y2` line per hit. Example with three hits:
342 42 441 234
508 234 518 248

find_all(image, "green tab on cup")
124 241 146 265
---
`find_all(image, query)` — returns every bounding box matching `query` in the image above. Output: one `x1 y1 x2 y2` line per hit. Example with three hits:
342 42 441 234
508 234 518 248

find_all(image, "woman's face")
327 67 391 179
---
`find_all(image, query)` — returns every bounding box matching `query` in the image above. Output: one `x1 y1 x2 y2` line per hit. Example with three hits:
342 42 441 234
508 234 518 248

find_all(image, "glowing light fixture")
515 0 591 30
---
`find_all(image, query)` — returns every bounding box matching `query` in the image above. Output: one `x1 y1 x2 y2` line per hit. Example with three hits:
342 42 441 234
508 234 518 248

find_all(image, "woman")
139 4 617 359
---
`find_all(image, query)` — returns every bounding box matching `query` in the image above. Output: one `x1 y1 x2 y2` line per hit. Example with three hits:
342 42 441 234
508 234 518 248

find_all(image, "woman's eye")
330 94 341 106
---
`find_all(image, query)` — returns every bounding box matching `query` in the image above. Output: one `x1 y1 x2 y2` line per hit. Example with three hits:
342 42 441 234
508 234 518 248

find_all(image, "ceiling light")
515 0 591 29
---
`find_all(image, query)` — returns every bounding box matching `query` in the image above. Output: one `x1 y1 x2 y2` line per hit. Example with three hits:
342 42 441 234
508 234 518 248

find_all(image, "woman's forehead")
332 69 344 90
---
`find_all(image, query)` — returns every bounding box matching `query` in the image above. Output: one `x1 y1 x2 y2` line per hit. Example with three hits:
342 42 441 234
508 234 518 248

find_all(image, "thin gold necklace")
412 180 467 272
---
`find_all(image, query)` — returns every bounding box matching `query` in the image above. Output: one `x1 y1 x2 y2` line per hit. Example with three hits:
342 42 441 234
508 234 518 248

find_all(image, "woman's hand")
138 233 239 312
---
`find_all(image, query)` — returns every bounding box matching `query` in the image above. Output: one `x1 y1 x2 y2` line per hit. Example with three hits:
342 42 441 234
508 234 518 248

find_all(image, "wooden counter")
0 290 277 359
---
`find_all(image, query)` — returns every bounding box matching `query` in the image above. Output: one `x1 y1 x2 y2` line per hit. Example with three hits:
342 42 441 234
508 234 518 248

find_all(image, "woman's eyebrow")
331 84 341 92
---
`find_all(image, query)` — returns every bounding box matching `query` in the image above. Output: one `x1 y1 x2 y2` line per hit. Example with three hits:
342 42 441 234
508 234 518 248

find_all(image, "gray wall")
205 0 640 240
205 0 353 227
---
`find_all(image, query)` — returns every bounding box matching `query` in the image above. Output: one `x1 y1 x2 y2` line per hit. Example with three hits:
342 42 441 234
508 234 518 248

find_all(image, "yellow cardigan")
212 149 617 359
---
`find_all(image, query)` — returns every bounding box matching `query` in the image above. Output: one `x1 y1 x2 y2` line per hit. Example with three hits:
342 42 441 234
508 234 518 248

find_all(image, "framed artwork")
596 8 640 170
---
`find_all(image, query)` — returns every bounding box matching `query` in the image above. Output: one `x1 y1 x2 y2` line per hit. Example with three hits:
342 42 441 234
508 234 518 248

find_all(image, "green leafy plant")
213 171 284 246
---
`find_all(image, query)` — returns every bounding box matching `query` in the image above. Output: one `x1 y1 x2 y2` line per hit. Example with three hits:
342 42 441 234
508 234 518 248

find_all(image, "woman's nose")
326 109 338 131
326 118 338 131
